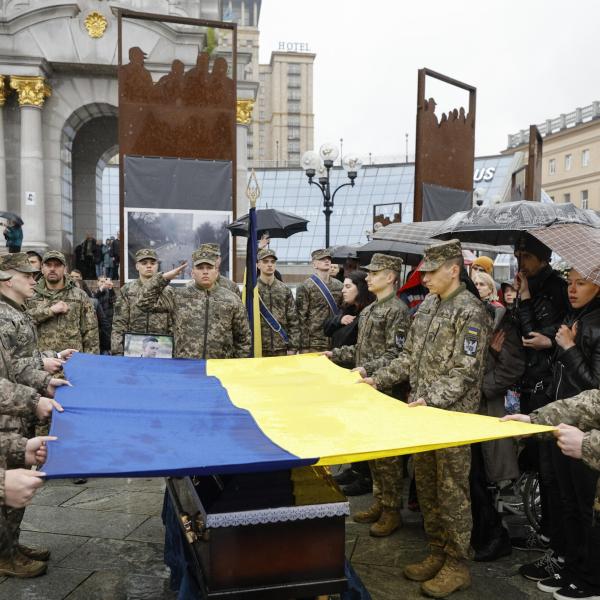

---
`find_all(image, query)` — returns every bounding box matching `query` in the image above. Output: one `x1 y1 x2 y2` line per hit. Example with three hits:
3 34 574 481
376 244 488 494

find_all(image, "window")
288 141 300 152
288 115 300 126
563 192 571 203
548 159 556 175
288 127 300 140
581 190 589 209
288 75 301 89
288 63 301 75
565 154 572 171
287 100 300 113
582 149 590 167
288 89 301 100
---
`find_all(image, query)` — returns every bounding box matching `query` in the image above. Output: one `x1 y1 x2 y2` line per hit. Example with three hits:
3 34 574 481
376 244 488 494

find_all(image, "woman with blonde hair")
472 271 505 329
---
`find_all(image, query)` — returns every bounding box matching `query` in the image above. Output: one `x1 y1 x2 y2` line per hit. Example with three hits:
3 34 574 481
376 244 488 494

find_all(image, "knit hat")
471 256 494 275
514 233 552 262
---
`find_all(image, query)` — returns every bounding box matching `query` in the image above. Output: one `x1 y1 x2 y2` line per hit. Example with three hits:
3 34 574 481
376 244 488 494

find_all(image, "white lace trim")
205 501 350 528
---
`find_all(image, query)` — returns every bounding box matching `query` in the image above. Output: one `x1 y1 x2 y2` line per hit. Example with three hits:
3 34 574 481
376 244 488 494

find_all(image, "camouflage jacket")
27 276 100 354
332 293 410 377
136 273 251 359
218 275 241 297
0 294 52 394
0 433 28 506
257 278 300 355
531 388 600 509
110 278 175 354
296 276 343 352
372 284 492 412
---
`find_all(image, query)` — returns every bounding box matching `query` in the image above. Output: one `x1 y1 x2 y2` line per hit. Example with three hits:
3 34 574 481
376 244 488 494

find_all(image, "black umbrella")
0 211 23 226
357 239 425 267
433 201 600 246
330 245 362 264
226 209 308 239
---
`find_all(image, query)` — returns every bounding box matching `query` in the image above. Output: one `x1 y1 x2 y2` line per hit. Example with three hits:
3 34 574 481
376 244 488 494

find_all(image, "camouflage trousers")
0 505 23 558
369 456 403 511
414 445 473 560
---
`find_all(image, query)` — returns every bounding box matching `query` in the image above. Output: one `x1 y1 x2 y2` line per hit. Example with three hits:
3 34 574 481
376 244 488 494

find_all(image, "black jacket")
551 297 600 402
323 305 360 355
516 265 569 390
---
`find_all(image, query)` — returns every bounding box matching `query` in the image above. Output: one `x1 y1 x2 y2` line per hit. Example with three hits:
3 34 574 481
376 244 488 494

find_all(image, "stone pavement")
0 475 551 600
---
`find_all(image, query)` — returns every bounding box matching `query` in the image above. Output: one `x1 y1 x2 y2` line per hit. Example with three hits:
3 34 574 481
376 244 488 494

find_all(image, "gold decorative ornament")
236 99 255 125
84 11 108 38
246 169 261 208
9 76 51 108
0 76 9 107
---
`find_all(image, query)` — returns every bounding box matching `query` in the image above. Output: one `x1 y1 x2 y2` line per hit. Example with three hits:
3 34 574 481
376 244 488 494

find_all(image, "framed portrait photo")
123 333 174 359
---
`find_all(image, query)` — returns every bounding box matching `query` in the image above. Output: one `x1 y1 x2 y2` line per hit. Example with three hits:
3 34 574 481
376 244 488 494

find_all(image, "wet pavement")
0 475 552 599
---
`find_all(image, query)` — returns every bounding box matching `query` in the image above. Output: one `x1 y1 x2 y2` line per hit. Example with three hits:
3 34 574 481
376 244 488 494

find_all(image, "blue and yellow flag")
241 204 262 357
42 354 553 479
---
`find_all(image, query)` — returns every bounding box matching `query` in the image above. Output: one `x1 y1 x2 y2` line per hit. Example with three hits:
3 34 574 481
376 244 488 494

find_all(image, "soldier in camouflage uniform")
327 253 410 537
27 251 99 354
296 249 343 353
364 240 492 598
136 247 251 359
256 248 300 356
111 248 175 354
201 243 241 296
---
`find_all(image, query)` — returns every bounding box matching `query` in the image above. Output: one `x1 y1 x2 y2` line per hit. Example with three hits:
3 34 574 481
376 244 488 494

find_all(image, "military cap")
311 248 332 261
199 243 221 256
419 239 463 272
257 248 277 261
0 270 12 281
192 248 217 266
135 248 157 261
363 253 404 273
42 250 67 266
0 252 40 273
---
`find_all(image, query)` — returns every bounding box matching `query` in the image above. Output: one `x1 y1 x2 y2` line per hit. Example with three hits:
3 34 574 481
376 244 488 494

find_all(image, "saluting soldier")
296 248 343 353
325 253 410 537
201 243 240 296
256 248 299 356
26 251 99 355
136 246 251 359
363 240 492 598
111 248 175 355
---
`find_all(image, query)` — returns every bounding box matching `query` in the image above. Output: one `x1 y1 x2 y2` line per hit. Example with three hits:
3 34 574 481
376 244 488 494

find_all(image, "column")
10 75 51 249
0 76 8 211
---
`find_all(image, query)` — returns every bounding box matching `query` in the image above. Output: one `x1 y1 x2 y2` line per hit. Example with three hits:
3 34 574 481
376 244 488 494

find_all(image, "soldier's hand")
163 263 188 281
42 357 64 374
46 378 72 398
407 398 427 407
320 351 333 359
555 423 585 459
500 414 531 423
50 301 69 315
25 436 57 466
351 366 367 378
358 377 377 389
4 469 45 508
58 349 78 361
36 397 64 420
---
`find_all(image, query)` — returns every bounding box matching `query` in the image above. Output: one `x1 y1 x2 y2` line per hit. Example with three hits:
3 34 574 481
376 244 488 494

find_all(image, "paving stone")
21 505 147 539
125 516 166 544
18 531 90 563
61 489 165 516
0 566 92 600
64 570 177 600
345 535 358 560
58 537 170 578
45 477 165 493
30 485 86 507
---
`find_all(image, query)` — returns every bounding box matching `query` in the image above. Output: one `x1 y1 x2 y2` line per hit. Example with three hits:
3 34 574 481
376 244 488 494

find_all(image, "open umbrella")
530 224 600 285
0 211 23 226
357 239 424 267
330 245 361 264
433 201 600 246
227 209 309 239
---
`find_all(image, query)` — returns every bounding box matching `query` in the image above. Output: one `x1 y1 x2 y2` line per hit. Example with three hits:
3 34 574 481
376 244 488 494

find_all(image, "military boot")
369 509 402 537
352 501 382 524
421 556 471 598
403 551 446 582
0 553 48 578
18 544 51 561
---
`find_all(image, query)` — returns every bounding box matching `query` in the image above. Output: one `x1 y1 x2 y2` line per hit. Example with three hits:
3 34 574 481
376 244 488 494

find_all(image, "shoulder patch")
463 325 480 357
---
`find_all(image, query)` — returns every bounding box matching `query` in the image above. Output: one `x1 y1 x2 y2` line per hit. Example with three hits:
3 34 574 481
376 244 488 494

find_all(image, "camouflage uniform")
0 433 26 558
332 254 411 512
26 252 99 354
257 248 300 356
111 249 175 355
136 248 251 359
201 244 241 297
372 241 492 560
296 249 343 352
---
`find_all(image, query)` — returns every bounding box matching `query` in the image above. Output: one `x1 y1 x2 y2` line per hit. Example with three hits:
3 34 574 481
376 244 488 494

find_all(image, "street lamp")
301 142 363 248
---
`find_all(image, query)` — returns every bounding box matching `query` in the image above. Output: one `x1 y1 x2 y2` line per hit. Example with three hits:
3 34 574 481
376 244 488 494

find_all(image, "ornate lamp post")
301 143 363 248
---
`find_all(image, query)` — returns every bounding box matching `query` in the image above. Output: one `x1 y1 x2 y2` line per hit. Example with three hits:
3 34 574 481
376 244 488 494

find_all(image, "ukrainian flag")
241 203 262 357
42 353 552 479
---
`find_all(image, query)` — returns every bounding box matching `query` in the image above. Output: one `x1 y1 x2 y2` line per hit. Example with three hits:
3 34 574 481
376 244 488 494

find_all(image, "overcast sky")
258 0 600 161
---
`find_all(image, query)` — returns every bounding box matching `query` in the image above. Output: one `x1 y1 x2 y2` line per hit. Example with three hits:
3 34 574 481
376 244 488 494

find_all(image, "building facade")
504 102 600 210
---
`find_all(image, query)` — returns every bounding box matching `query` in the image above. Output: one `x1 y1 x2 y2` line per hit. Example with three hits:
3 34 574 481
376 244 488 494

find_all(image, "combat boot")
403 551 446 582
421 556 471 598
18 544 51 561
352 501 382 524
369 509 402 537
0 553 48 578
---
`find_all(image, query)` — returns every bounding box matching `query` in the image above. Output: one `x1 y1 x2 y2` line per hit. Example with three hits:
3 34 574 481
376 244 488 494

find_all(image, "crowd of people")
0 233 599 600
